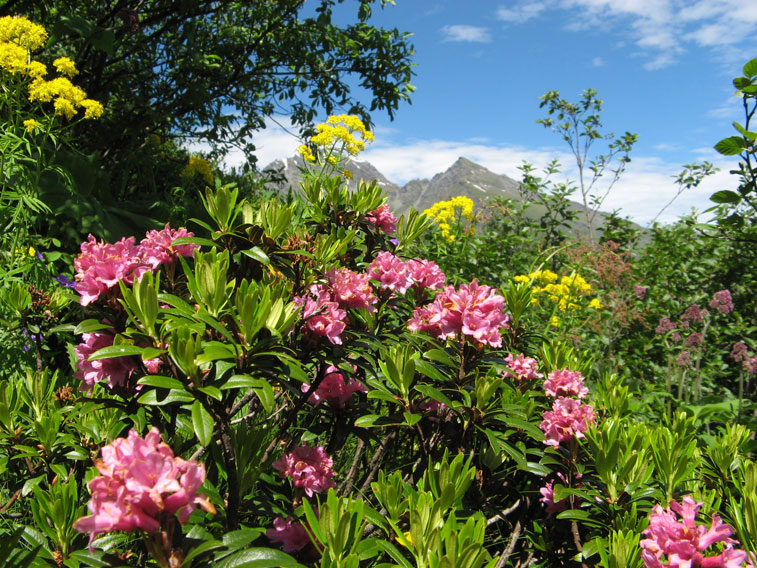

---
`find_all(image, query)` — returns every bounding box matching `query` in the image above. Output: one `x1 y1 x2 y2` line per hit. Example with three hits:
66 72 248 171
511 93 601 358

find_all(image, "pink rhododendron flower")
74 235 150 305
139 224 198 269
73 428 214 551
540 397 596 447
365 204 397 234
296 292 347 345
544 368 588 399
405 258 446 291
367 251 413 294
419 398 449 422
301 365 366 407
272 445 336 497
640 495 750 568
504 353 542 382
323 268 377 311
74 332 139 393
408 280 509 348
266 517 312 553
540 472 581 517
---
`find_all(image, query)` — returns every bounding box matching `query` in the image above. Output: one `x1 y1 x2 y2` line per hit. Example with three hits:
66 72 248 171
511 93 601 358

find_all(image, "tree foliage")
0 0 415 195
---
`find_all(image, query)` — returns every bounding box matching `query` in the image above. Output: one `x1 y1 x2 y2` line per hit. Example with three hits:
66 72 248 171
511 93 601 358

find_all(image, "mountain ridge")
262 155 627 236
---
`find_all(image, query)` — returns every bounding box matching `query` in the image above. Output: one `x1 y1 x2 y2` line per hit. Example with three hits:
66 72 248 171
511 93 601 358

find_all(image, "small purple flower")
389 238 399 246
55 274 76 289
36 251 43 261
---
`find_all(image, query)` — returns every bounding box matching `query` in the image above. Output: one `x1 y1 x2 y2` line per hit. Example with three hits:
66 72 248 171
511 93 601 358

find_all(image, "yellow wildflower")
588 298 603 310
398 531 414 550
23 119 39 133
550 315 560 327
513 275 530 284
0 42 27 74
25 60 46 78
342 169 353 180
53 57 78 77
308 114 373 157
297 144 315 162
181 155 214 185
81 99 104 120
54 97 77 119
0 16 48 50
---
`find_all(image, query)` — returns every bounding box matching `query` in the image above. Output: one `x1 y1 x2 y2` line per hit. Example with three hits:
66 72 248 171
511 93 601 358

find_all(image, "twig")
494 518 522 568
487 500 521 527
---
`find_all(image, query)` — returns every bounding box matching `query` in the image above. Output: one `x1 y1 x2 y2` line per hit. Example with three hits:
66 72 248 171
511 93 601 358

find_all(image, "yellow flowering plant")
0 16 104 262
513 267 603 334
422 195 475 243
297 114 374 181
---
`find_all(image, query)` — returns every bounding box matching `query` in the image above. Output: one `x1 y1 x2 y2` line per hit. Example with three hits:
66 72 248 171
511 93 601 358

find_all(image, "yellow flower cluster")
0 16 103 120
181 156 214 185
23 118 39 133
297 114 374 163
422 196 475 242
514 269 602 312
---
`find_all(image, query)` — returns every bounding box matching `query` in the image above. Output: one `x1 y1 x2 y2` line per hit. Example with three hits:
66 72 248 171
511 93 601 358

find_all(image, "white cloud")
440 24 492 43
497 0 757 69
361 138 736 225
496 2 549 24
591 56 604 67
209 125 739 226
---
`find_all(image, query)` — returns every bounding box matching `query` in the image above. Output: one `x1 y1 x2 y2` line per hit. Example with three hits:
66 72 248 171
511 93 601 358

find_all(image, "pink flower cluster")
504 353 542 382
367 252 446 295
297 292 347 345
301 365 366 407
266 517 312 553
709 290 734 315
74 428 214 550
635 285 648 300
731 342 757 375
540 397 596 447
272 445 336 497
641 496 750 568
74 333 160 393
544 368 589 399
323 268 377 311
656 317 676 335
74 332 138 393
365 204 398 234
682 304 708 324
408 280 509 348
74 225 198 305
539 472 582 517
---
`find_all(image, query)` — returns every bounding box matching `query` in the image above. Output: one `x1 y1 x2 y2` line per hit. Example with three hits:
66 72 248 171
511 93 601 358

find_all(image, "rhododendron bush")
1 44 757 568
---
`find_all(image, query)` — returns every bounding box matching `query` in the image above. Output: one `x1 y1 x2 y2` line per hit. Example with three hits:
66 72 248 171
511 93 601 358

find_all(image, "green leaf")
138 389 194 405
137 375 186 390
710 190 742 204
215 548 304 568
714 136 747 156
242 246 271 265
744 57 757 78
172 236 216 249
74 319 112 335
192 400 214 447
89 344 144 360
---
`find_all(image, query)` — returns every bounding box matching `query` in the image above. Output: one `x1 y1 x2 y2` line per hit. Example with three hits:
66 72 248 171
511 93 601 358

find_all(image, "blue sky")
231 0 757 225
